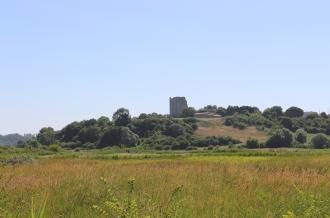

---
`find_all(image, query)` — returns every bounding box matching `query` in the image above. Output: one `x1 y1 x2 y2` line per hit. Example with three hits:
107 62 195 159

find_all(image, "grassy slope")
195 118 269 143
0 151 330 217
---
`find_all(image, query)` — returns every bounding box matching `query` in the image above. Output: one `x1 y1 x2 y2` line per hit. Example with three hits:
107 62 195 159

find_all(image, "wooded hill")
0 134 32 146
19 106 330 150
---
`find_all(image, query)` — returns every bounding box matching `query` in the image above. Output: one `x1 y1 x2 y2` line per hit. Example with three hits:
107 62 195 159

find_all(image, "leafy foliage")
32 108 204 150
181 107 196 118
31 105 330 150
285 107 304 118
246 138 261 149
48 144 61 152
113 108 131 127
266 128 293 148
37 127 56 146
98 127 139 148
311 134 329 149
295 129 307 144
263 106 283 120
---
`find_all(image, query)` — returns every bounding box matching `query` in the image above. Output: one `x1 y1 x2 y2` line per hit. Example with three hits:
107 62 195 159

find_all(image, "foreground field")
1 151 330 217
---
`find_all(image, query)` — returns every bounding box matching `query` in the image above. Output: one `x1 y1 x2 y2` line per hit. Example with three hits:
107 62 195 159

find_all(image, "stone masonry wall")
170 97 188 116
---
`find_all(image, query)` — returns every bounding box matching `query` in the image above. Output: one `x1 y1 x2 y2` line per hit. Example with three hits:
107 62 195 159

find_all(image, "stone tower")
170 97 188 116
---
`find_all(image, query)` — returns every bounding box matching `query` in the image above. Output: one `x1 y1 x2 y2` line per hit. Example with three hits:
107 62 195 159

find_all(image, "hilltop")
0 134 32 146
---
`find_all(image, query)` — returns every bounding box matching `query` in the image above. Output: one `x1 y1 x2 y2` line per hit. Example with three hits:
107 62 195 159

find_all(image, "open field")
195 118 269 143
1 149 330 217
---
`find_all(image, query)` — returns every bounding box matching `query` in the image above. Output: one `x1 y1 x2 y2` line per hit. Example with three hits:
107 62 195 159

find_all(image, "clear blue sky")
1 0 329 134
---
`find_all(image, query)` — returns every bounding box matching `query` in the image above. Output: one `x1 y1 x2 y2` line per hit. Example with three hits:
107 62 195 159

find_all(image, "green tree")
181 107 196 118
113 108 131 126
246 138 260 149
78 126 102 143
199 105 218 113
98 127 139 148
281 117 294 131
311 134 329 149
263 106 283 120
285 107 304 118
295 129 307 144
239 106 260 114
216 107 226 116
164 123 186 137
37 127 56 146
266 128 293 148
325 125 330 136
97 116 111 129
60 122 81 142
225 106 240 116
320 112 328 119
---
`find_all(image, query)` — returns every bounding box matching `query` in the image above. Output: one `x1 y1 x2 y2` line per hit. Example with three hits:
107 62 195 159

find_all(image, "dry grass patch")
195 118 268 142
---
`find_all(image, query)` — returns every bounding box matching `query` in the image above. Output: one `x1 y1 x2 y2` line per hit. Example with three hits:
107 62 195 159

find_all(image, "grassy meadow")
1 149 330 217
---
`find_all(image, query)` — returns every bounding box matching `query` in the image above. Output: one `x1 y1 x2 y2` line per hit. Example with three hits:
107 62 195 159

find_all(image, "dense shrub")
285 107 304 118
82 142 96 149
325 125 330 136
216 107 226 116
247 113 274 128
60 141 80 149
181 107 196 118
130 118 163 138
59 122 82 142
199 105 218 113
238 106 260 114
305 112 319 120
224 113 274 130
113 108 131 126
320 112 329 119
294 129 307 144
183 118 198 130
266 128 293 148
18 138 41 148
191 136 240 147
98 127 139 148
224 114 248 129
263 106 283 120
78 126 101 144
311 134 329 149
171 136 191 150
37 127 56 146
49 144 61 152
164 123 186 137
246 138 260 149
281 117 294 131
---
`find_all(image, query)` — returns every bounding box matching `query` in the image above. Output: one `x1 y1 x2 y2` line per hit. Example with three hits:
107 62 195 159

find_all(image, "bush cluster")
28 104 330 150
32 108 239 150
217 105 330 137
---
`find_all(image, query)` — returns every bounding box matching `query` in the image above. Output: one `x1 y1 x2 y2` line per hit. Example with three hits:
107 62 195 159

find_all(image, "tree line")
19 108 239 150
19 105 330 150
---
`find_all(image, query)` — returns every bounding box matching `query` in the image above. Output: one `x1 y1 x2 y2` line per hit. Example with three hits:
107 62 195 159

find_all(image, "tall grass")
31 197 47 218
92 178 183 218
0 152 330 217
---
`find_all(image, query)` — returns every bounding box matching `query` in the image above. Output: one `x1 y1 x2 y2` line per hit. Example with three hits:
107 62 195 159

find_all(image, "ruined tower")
170 97 188 116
